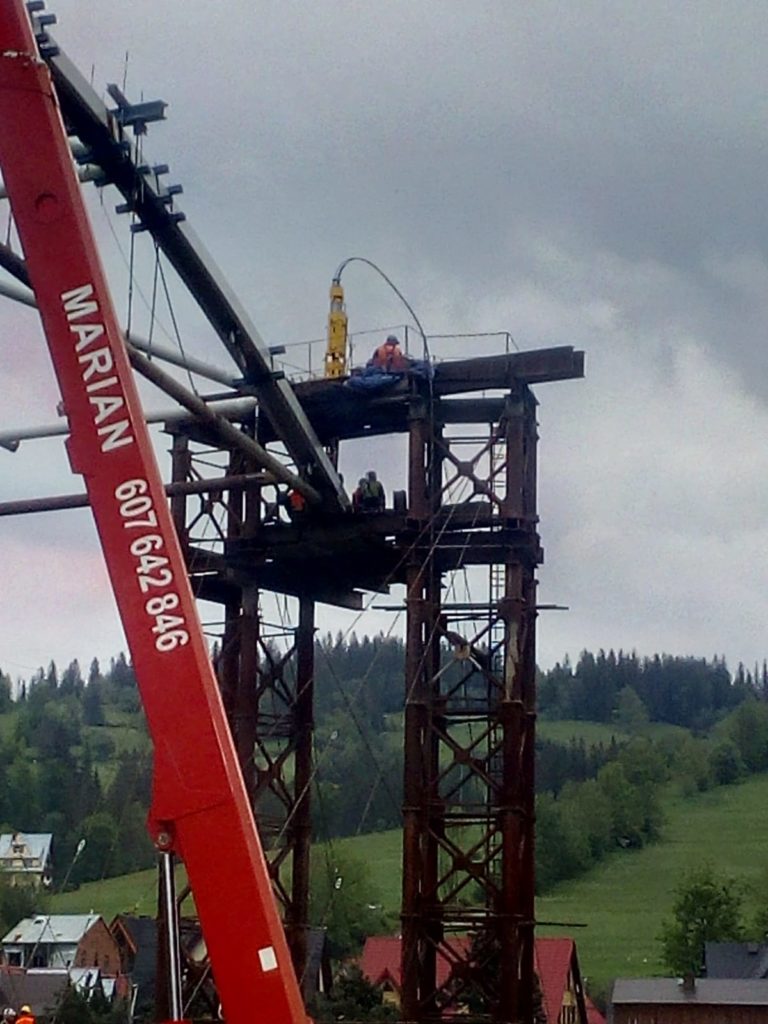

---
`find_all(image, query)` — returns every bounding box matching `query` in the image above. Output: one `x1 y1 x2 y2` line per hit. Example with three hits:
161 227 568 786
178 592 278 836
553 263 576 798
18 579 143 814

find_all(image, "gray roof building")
109 915 157 1018
0 968 69 1019
611 976 768 1022
2 915 100 948
1 915 119 972
612 977 768 1005
0 967 122 1022
705 941 768 979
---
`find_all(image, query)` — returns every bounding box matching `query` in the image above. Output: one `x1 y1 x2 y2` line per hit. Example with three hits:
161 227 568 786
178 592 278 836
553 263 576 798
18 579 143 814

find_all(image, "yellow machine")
324 279 348 378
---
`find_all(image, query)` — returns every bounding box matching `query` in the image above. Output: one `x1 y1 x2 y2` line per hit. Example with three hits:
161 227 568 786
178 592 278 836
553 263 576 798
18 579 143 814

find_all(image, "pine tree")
88 657 102 687
45 659 59 690
83 682 105 726
60 659 83 696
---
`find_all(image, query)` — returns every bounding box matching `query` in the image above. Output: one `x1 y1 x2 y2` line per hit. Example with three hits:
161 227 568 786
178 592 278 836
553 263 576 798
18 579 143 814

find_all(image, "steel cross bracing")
400 385 539 1024
27 5 347 513
161 351 580 1023
165 433 317 987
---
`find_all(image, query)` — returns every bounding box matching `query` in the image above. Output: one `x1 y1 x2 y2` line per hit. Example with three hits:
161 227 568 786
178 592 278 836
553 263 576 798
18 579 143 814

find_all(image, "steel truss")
166 432 316 986
401 385 539 1024
164 380 542 1022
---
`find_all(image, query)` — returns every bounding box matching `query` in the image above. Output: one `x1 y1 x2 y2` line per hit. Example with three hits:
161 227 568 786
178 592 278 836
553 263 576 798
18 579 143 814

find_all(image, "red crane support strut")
0 6 308 1024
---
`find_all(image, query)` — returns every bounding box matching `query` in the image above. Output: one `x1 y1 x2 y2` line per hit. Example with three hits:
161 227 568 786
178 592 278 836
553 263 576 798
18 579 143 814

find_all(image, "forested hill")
538 649 760 729
0 640 762 897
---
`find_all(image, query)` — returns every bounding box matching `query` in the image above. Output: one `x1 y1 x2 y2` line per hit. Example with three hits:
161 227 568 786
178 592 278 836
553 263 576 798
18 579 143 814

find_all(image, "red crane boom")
0 5 308 1023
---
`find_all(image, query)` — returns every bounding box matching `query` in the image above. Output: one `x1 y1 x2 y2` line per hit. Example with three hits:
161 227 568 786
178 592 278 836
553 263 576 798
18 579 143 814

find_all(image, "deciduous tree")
660 863 744 976
309 850 391 958
615 685 649 734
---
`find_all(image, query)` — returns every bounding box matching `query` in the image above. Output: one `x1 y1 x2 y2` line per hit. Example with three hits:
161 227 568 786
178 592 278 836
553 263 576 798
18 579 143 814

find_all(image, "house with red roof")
585 994 605 1024
359 935 605 1024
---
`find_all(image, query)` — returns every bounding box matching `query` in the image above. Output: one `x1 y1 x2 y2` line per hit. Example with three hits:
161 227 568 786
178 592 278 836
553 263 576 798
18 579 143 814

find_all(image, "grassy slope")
382 717 683 757
51 864 195 920
537 720 627 745
51 774 768 1000
49 834 403 921
538 774 768 995
537 719 688 745
52 866 159 920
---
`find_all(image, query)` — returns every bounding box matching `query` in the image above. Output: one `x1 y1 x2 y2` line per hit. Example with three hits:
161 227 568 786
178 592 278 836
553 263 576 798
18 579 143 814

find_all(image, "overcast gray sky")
3 0 768 679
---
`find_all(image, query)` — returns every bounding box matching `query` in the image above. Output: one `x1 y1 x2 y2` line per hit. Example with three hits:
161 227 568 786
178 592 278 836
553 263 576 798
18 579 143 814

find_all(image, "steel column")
284 597 315 986
169 434 190 540
400 384 540 1024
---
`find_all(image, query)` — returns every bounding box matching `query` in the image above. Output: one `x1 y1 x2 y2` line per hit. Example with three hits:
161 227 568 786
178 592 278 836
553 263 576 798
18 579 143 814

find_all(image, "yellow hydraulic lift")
324 278 348 378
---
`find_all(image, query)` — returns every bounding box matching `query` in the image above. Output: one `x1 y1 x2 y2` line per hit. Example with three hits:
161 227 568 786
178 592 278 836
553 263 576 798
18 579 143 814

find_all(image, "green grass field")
537 718 688 745
331 774 768 996
385 715 687 752
51 863 195 920
49 833 403 921
52 866 159 919
333 830 402 913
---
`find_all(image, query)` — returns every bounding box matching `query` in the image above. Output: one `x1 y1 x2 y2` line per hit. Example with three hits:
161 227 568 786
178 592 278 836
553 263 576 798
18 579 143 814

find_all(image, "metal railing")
270 328 518 383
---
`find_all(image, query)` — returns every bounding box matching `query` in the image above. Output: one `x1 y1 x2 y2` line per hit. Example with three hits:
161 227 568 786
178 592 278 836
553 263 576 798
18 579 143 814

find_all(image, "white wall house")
0 833 53 888
1 915 105 969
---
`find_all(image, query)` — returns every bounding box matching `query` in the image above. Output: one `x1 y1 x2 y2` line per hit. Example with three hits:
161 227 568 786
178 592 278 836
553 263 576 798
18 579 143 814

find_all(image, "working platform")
175 345 584 610
258 346 583 444
189 505 545 610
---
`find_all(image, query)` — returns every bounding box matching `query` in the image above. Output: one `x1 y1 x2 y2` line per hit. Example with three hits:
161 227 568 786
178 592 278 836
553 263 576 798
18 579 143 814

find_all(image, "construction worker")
369 335 409 373
3 1009 17 1023
16 1006 34 1024
352 478 367 512
286 488 307 520
363 470 385 512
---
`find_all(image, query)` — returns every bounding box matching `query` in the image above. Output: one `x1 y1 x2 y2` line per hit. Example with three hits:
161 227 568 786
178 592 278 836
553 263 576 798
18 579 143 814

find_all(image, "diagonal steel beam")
128 349 320 502
0 265 315 496
36 32 347 510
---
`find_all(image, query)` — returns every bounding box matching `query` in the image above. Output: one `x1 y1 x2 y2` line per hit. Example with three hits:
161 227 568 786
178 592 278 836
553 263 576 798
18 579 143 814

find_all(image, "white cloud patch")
0 533 124 677
538 339 768 667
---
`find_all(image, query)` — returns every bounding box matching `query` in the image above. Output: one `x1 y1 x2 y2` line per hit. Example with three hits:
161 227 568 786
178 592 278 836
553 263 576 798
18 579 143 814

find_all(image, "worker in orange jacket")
286 488 307 519
369 335 409 373
16 1006 35 1024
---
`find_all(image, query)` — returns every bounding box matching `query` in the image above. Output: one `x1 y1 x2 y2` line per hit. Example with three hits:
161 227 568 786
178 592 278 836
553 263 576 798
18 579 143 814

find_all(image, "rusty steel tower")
165 349 582 1021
